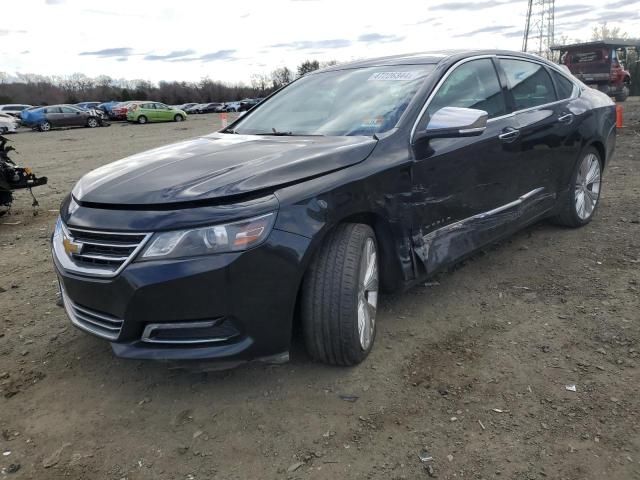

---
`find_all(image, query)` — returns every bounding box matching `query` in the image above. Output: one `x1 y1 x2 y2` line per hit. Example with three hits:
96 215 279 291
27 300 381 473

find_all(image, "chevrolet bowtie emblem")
63 236 83 255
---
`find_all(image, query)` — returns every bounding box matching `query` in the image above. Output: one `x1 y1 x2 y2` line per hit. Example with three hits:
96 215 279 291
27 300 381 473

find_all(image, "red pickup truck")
553 40 634 102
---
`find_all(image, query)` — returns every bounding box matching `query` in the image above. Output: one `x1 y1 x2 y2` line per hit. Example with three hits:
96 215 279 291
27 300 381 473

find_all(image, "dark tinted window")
500 59 556 110
427 59 506 119
551 70 575 100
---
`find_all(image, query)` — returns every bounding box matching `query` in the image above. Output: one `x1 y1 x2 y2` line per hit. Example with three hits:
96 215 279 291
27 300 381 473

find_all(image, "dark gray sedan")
21 104 104 132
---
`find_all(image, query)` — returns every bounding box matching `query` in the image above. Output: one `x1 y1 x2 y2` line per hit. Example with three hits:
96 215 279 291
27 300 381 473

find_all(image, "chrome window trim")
410 54 497 142
411 54 580 142
53 221 152 278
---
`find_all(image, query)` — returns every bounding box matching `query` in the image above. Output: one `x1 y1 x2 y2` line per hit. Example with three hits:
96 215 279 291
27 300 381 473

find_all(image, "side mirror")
417 106 488 141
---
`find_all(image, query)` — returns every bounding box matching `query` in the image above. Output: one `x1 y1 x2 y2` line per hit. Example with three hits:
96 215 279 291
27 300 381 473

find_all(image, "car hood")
73 133 378 206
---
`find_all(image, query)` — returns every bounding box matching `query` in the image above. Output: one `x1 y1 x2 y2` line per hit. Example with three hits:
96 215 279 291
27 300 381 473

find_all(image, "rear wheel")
301 224 378 366
615 82 630 102
38 121 51 132
137 115 147 125
87 117 99 128
174 114 184 122
551 147 602 227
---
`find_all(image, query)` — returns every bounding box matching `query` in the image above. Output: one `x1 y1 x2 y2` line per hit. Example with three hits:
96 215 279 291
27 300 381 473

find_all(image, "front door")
411 57 523 274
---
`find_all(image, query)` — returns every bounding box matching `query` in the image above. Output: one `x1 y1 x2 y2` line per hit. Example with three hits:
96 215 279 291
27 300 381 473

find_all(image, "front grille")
61 288 123 340
68 227 148 272
54 221 151 277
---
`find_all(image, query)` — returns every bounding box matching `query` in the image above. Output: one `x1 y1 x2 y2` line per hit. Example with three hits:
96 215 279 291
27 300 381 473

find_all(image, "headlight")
138 212 276 261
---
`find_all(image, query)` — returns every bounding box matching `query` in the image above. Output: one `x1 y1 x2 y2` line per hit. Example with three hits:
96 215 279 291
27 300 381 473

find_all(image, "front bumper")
54 228 310 362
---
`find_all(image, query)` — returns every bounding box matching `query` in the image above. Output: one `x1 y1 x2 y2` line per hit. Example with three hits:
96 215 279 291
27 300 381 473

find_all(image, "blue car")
98 101 121 113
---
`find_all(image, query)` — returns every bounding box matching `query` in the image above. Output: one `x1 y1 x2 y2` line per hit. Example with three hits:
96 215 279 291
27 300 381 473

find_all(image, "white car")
224 101 242 112
0 104 32 118
0 112 19 133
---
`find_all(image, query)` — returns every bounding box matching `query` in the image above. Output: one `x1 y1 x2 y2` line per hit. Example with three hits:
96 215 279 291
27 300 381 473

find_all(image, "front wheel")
551 147 602 227
87 117 99 128
174 114 184 122
137 115 147 124
301 224 378 366
38 121 51 132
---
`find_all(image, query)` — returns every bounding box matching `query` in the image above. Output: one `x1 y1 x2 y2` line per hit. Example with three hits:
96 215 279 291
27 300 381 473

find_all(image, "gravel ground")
0 104 639 480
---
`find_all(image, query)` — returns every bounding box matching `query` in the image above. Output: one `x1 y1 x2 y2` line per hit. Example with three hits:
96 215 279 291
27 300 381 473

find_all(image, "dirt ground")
0 103 639 480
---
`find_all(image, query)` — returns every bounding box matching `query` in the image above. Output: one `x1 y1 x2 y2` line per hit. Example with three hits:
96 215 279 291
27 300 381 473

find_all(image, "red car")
110 101 143 121
553 40 634 102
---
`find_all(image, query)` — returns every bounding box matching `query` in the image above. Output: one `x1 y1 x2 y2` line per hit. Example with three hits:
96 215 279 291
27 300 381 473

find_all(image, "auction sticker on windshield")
368 71 422 81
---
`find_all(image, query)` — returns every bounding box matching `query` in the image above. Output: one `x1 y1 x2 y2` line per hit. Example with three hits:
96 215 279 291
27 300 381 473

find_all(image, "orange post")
220 112 228 129
616 104 623 128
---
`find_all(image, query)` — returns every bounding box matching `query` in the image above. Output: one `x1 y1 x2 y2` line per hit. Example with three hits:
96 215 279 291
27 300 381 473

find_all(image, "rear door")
497 57 579 214
411 57 523 273
44 106 64 126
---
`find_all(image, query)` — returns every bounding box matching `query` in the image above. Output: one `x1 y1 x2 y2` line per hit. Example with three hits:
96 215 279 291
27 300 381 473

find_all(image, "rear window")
500 59 557 110
550 70 575 100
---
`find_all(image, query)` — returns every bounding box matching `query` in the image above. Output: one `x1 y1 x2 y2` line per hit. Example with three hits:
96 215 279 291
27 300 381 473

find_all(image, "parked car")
75 102 102 110
127 102 187 124
185 103 205 114
177 103 198 111
97 101 120 115
110 101 143 121
553 40 634 102
0 113 19 133
196 102 224 114
21 104 103 132
53 50 615 366
223 101 242 112
0 104 32 118
239 98 260 111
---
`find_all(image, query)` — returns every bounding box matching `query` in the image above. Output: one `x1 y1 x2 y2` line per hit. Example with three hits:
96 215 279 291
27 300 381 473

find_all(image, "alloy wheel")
575 153 601 220
357 238 378 350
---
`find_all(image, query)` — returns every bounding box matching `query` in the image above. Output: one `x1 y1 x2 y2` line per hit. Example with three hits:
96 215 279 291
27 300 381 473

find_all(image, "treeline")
0 59 335 106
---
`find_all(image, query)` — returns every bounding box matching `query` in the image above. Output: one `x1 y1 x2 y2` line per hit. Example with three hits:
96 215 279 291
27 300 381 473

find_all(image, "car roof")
318 50 555 71
551 39 639 50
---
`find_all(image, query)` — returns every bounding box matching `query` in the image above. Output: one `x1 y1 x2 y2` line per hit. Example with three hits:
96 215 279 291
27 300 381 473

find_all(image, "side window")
60 107 78 113
500 59 557 110
45 107 61 114
426 59 507 120
550 70 575 100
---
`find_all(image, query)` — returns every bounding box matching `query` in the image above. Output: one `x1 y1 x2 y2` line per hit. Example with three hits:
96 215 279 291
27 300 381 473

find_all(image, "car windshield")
231 65 435 136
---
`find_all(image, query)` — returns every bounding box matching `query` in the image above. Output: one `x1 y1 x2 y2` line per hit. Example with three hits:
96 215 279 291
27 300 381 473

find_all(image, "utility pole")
522 0 555 58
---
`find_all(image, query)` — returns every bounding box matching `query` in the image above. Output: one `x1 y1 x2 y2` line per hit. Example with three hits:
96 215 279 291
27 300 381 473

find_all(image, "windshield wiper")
255 127 293 136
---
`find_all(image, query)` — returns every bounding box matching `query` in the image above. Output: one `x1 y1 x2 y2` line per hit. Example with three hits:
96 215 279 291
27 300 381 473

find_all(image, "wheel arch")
589 140 606 168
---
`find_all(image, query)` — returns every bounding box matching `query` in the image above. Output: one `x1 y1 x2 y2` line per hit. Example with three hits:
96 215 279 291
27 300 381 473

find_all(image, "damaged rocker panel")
415 187 554 273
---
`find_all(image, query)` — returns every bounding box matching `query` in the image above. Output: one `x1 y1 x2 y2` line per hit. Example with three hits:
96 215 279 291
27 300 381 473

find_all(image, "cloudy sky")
1 0 638 84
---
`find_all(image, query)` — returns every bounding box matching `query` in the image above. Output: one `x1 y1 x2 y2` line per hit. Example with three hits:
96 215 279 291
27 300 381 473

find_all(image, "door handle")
558 113 574 124
498 128 520 142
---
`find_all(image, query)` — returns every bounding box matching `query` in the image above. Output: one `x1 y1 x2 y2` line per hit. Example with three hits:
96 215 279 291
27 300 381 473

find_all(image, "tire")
615 83 630 102
301 223 379 366
137 115 147 125
174 114 184 122
38 121 51 132
551 147 603 227
87 117 99 128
